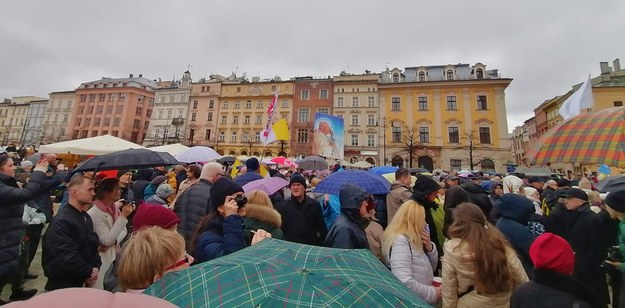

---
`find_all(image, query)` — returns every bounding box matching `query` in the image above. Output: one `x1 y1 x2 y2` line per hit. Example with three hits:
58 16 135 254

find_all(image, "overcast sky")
1 0 623 132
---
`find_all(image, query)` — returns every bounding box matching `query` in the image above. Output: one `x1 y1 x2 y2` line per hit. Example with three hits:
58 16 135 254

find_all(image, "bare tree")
398 124 423 168
458 128 484 170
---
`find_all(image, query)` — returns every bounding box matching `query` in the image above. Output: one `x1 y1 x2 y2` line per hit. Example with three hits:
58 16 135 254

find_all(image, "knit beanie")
529 232 575 275
413 175 440 195
246 157 260 171
20 160 33 168
606 190 625 213
132 204 181 232
210 177 244 209
156 183 174 199
116 169 131 178
289 173 307 188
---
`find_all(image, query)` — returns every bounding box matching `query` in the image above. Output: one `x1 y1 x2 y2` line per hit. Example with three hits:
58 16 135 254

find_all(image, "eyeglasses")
164 252 192 271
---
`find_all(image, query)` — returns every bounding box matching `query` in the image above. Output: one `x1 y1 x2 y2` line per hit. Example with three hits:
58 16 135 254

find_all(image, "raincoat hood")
496 193 534 223
339 183 369 211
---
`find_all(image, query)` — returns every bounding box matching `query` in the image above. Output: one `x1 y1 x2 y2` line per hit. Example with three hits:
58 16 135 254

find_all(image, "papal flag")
558 74 594 120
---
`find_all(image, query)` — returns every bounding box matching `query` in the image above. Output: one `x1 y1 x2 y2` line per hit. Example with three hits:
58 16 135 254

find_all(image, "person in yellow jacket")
166 167 178 204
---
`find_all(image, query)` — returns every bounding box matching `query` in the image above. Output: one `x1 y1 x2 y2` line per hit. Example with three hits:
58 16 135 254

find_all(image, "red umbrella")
270 157 295 167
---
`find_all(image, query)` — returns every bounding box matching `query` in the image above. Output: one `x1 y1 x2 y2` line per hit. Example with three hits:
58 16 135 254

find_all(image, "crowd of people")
2 145 625 307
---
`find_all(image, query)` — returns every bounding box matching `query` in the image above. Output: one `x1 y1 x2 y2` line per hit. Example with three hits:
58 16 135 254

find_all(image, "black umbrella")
73 149 179 172
596 175 625 193
217 155 236 164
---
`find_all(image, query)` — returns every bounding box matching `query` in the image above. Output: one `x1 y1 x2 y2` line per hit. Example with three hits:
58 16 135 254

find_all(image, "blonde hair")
310 177 321 187
246 190 273 208
117 226 185 290
382 200 426 257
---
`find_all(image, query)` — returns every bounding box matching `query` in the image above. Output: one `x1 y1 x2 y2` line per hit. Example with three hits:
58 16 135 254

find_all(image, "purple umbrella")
242 177 289 195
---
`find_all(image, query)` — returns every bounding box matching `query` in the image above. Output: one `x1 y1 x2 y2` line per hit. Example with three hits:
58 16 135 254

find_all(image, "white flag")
558 75 594 120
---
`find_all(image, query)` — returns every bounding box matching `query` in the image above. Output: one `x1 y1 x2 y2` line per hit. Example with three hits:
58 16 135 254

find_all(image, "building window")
119 93 126 102
320 89 328 99
221 116 227 124
317 107 329 114
257 101 264 108
223 102 229 109
297 129 308 143
450 159 462 171
219 131 225 141
255 115 262 124
244 115 251 124
368 114 375 126
271 85 277 92
614 101 623 107
476 68 484 79
134 107 141 115
254 132 260 142
337 97 344 107
205 129 211 140
231 132 237 142
418 71 426 82
368 96 375 107
301 90 309 100
84 118 91 126
234 101 240 109
191 113 196 121
245 101 252 109
448 127 459 143
351 115 359 126
393 73 399 83
392 126 401 142
167 110 172 119
481 159 495 174
479 127 491 144
233 115 239 124
446 70 454 80
94 118 101 126
477 95 488 110
281 100 288 108
209 100 214 108
236 87 241 93
103 118 110 126
351 134 359 146
367 134 375 147
446 96 457 110
113 118 120 126
298 108 310 122
352 97 359 107
391 97 400 111
192 101 198 109
207 112 213 121
419 127 430 143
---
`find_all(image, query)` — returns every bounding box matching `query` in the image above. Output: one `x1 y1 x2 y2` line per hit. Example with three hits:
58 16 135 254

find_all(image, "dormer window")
446 70 454 80
392 73 399 83
476 68 484 79
418 71 426 82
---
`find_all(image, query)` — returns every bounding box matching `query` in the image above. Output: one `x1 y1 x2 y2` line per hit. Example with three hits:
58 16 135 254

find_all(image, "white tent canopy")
148 143 190 156
39 134 145 155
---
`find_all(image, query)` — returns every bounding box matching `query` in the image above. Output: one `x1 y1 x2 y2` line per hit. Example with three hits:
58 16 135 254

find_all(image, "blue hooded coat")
323 184 370 250
495 193 536 276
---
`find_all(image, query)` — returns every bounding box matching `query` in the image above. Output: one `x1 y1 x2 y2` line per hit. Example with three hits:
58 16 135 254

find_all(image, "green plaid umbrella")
144 238 430 308
527 107 625 168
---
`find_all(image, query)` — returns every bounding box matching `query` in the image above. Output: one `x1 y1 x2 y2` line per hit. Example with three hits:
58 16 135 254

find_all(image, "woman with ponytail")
442 203 528 308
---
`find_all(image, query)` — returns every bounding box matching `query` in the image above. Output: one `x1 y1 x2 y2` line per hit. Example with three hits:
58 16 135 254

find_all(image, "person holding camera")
88 178 135 289
192 177 271 264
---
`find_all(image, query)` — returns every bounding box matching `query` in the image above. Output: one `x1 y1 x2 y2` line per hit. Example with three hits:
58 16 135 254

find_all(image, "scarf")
93 199 121 222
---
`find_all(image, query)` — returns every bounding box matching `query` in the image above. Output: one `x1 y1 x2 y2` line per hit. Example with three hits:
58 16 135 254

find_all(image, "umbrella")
381 173 417 187
596 175 625 193
314 170 391 194
72 149 179 172
217 155 236 164
270 157 296 167
148 143 190 156
351 161 373 169
144 239 429 308
39 134 145 155
242 177 289 195
175 146 222 163
369 166 399 175
528 107 625 167
298 156 329 171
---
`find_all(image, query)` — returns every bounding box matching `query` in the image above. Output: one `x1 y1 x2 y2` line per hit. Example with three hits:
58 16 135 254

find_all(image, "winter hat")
289 173 307 188
503 175 524 194
132 204 181 232
155 183 174 199
529 232 575 275
413 175 440 195
210 177 244 208
606 190 625 213
566 188 588 201
524 187 539 199
150 175 167 186
116 169 131 178
245 157 260 171
20 161 33 168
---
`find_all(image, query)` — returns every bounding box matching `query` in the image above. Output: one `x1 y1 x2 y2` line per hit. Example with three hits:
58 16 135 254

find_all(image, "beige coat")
87 206 128 289
386 182 412 224
365 220 384 262
442 238 528 308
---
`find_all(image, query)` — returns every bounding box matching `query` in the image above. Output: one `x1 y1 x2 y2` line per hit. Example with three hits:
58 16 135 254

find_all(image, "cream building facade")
23 99 48 146
1 96 45 146
144 72 192 146
44 91 75 144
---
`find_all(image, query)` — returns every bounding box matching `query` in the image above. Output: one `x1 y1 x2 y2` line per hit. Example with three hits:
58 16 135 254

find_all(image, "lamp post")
377 117 388 165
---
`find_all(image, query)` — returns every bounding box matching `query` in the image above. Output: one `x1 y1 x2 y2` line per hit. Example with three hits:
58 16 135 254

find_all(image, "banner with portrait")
311 113 344 160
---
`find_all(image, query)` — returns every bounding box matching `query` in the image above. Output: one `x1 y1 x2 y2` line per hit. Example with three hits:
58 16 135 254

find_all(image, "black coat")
461 182 493 220
42 204 101 290
277 195 327 246
511 269 603 308
174 179 213 251
33 176 62 222
0 170 45 278
545 203 609 305
323 184 370 250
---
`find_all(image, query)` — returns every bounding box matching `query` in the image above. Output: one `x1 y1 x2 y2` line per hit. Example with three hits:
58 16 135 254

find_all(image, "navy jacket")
234 172 263 187
495 193 537 276
194 215 246 263
511 269 601 308
324 184 370 250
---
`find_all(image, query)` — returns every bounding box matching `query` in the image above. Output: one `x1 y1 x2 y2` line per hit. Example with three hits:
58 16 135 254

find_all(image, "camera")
234 195 248 208
607 246 622 262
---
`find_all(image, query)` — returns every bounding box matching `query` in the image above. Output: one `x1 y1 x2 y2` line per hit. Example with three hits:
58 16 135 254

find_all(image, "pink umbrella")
242 177 289 195
270 157 296 167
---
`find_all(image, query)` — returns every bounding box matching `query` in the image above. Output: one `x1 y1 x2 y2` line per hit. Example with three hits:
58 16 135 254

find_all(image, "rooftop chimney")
138 74 143 78
600 62 611 74
614 58 621 71
129 74 134 78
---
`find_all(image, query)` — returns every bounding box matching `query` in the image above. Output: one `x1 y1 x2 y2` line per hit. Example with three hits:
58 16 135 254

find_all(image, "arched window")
350 157 359 164
229 150 236 155
391 155 404 167
476 68 484 79
446 70 454 80
252 151 260 156
240 150 248 156
365 157 376 165
392 73 400 83
264 151 272 157
481 159 496 174
418 71 426 82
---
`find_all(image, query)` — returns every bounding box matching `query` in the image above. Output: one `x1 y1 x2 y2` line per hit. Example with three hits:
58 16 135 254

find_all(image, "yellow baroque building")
378 64 512 174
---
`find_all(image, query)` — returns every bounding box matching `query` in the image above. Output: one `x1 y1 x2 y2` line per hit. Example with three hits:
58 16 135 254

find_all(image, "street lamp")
376 117 388 165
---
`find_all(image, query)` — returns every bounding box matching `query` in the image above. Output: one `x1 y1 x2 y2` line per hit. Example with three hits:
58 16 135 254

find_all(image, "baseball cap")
566 188 588 201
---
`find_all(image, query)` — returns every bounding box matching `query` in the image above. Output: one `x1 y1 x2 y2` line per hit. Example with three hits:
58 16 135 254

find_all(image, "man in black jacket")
42 175 101 291
278 174 327 246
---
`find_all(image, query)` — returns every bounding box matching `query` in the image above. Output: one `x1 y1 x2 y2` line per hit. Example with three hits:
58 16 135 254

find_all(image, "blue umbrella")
369 165 399 175
314 170 391 194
